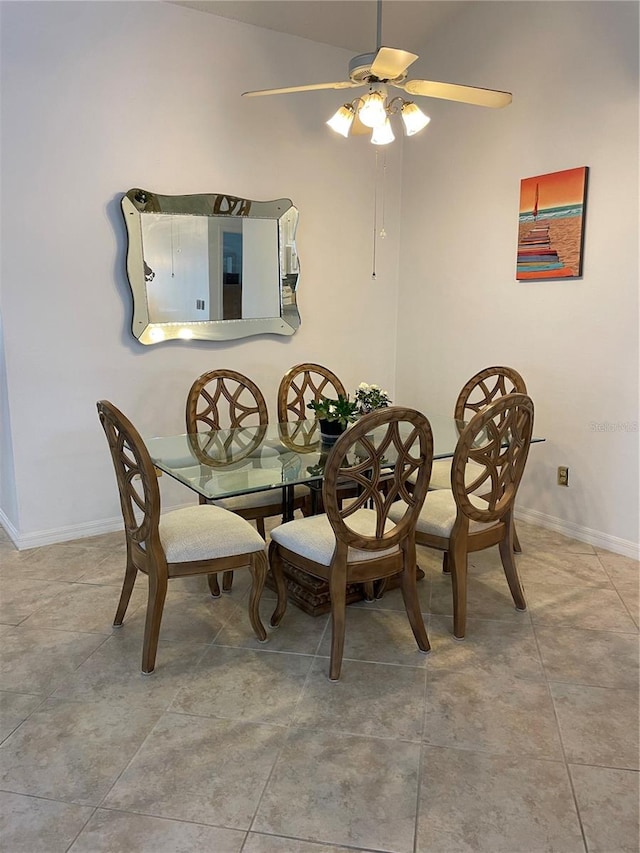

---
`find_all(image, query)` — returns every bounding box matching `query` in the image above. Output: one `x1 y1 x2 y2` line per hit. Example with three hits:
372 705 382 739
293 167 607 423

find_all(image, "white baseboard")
0 507 125 551
515 506 640 560
2 504 638 560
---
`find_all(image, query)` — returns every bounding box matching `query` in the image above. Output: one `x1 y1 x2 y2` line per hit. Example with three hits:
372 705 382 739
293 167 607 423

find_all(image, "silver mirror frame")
121 189 301 344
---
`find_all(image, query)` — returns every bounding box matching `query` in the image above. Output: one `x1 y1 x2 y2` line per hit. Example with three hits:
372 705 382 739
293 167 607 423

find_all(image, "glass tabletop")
145 417 544 502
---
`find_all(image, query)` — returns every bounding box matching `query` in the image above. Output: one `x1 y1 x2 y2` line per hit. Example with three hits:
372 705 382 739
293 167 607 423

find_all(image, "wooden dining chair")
429 366 527 487
392 393 534 640
269 406 434 681
277 362 348 450
186 369 307 594
97 400 268 674
423 366 527 556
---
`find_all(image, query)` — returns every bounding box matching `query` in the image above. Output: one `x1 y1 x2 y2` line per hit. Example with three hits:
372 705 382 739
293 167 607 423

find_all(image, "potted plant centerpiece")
307 394 359 445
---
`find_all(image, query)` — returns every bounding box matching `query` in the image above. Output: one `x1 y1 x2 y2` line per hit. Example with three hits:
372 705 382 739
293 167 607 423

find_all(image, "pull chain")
372 149 378 279
371 149 387 280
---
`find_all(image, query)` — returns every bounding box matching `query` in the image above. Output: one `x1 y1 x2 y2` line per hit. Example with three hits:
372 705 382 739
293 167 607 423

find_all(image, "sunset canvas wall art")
516 167 589 280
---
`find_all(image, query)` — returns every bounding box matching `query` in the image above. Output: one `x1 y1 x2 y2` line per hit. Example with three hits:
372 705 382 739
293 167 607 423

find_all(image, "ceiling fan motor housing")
348 52 408 84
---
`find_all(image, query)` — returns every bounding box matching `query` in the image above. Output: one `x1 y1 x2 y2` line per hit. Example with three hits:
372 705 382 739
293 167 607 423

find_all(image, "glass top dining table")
145 416 544 521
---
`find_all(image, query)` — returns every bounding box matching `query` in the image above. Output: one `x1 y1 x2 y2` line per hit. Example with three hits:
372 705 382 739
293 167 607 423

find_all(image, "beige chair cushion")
270 508 399 567
159 505 265 562
389 490 497 539
214 483 308 511
409 458 486 491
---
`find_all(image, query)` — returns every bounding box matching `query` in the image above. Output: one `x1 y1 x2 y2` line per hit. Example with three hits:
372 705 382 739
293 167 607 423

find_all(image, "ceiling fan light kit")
242 0 511 146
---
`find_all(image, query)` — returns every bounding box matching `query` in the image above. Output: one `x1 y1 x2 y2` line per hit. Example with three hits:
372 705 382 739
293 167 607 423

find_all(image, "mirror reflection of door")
222 225 243 320
141 215 210 322
140 213 281 324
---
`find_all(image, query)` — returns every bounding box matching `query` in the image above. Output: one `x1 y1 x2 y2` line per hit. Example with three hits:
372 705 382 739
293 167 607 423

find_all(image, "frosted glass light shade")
371 118 395 145
326 104 355 137
400 102 430 136
358 92 387 128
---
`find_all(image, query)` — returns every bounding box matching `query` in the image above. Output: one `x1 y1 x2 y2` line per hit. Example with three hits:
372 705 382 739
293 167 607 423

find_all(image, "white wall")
397 1 639 556
2 1 638 557
0 1 403 546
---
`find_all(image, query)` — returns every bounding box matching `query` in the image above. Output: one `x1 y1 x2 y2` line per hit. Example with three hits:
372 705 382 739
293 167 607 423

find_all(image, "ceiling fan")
242 0 512 143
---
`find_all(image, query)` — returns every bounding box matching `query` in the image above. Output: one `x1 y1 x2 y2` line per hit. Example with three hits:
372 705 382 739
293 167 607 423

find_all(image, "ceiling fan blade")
242 81 363 97
370 46 418 80
403 79 512 108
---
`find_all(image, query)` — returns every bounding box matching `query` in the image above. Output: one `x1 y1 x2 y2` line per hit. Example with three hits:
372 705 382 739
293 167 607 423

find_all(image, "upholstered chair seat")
158 505 265 562
390 490 495 539
271 508 399 566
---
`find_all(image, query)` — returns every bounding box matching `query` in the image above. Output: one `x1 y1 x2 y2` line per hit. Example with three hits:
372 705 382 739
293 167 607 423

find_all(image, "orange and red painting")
516 166 589 280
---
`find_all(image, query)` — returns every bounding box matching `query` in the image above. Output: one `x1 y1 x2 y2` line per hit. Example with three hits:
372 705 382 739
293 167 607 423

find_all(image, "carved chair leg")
442 552 451 574
328 569 347 682
400 548 430 653
256 517 266 539
362 581 375 601
268 540 288 627
512 522 522 553
247 551 268 642
113 560 138 626
141 573 168 674
449 539 469 640
499 537 526 611
222 571 234 592
207 573 221 597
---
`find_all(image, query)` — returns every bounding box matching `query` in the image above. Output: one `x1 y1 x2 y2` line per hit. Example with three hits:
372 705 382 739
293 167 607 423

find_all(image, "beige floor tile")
515 521 596 555
68 809 245 853
0 691 45 743
253 728 421 852
429 571 531 625
515 549 615 587
535 624 640 688
569 764 640 853
0 625 109 694
417 746 585 852
550 682 639 769
74 530 127 552
0 791 94 853
169 645 313 724
0 697 161 805
19 582 146 634
316 607 430 668
292 658 426 740
423 668 563 759
427 615 545 679
243 835 366 852
103 713 286 828
0 542 113 582
214 597 329 655
0 521 636 852
526 581 639 633
0 576 74 625
595 548 640 585
115 586 240 645
51 633 209 707
616 581 640 627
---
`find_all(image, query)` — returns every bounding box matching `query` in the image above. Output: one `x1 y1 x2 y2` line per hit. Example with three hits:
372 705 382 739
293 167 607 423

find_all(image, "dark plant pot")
319 418 346 446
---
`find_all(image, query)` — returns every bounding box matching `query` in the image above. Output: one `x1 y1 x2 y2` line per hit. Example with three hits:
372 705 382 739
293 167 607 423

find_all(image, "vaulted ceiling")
171 1 472 55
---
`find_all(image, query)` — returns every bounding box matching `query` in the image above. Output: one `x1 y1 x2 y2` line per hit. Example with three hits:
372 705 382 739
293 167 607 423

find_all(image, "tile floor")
0 520 638 852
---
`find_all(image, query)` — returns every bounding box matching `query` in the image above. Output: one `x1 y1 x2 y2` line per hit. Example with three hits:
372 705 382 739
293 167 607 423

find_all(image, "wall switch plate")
557 466 569 486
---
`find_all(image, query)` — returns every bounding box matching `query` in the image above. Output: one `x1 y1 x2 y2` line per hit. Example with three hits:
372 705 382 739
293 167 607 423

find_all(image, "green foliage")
307 394 359 428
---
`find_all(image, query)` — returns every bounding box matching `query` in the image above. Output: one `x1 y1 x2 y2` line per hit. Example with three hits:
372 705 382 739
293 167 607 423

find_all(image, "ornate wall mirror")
121 189 301 344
